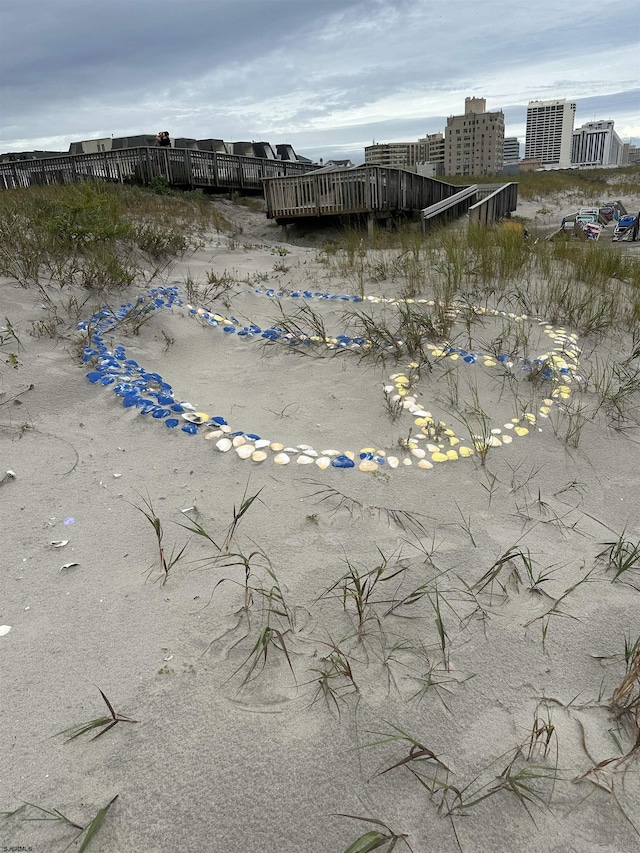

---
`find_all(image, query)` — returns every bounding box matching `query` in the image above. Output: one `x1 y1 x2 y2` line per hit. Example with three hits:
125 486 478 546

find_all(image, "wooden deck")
262 166 463 224
0 147 313 192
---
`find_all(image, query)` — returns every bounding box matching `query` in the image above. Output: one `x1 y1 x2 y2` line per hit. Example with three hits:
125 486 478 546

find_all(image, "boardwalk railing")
468 182 518 226
421 185 478 225
262 167 462 222
0 147 313 191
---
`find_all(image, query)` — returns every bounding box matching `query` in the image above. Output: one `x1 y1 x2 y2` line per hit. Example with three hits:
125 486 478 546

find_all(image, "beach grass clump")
597 532 640 582
0 181 230 295
135 494 189 585
318 551 408 637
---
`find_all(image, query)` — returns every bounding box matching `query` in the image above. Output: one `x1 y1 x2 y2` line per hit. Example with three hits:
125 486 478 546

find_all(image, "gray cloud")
1 0 637 161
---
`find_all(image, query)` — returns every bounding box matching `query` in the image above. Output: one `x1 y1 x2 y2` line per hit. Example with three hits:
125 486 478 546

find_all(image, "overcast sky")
1 0 638 163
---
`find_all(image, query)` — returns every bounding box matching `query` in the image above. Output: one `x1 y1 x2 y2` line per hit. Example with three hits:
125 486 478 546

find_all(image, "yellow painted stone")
432 452 449 463
524 413 536 424
484 359 497 367
446 450 459 461
360 447 376 454
514 426 529 437
540 406 551 414
459 446 474 458
449 437 460 447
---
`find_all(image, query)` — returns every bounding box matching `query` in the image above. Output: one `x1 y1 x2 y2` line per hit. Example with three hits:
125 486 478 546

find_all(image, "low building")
364 140 427 168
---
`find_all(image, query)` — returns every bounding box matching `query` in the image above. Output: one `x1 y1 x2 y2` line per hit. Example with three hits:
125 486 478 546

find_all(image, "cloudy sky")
1 0 638 163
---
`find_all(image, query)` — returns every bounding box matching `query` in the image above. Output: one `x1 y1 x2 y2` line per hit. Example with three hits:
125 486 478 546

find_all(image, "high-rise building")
525 99 576 168
503 137 520 166
571 120 623 167
444 97 505 177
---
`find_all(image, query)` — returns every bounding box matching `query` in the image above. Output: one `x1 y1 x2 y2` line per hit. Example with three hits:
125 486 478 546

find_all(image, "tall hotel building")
572 120 623 168
525 99 576 168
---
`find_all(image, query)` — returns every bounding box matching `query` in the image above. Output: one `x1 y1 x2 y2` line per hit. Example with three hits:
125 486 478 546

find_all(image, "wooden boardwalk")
0 146 313 192
262 166 464 225
263 166 517 228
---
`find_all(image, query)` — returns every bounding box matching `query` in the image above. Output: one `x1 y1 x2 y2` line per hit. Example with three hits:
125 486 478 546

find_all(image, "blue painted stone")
156 394 174 406
86 372 103 383
211 416 228 426
245 433 260 440
122 393 140 408
100 375 116 385
331 455 355 469
223 326 236 333
181 423 198 435
359 452 374 460
152 408 170 419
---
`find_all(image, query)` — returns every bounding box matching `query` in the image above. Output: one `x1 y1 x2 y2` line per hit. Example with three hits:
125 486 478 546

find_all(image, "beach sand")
2 189 640 852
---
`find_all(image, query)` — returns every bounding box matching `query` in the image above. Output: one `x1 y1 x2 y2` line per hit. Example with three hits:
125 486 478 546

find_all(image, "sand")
2 190 640 853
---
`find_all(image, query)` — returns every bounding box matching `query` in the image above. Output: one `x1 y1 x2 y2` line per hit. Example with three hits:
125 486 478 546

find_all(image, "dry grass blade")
336 814 412 853
223 483 263 551
56 688 138 742
75 794 119 853
228 626 296 689
303 480 427 536
134 493 188 585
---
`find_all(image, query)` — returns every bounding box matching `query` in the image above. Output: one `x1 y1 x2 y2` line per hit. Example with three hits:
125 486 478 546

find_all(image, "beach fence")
0 147 313 192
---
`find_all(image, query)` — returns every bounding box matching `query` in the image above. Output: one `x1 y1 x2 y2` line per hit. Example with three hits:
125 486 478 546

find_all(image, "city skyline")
1 0 638 165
